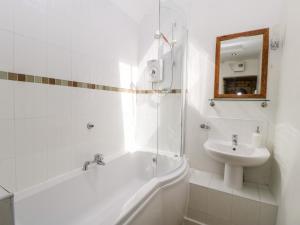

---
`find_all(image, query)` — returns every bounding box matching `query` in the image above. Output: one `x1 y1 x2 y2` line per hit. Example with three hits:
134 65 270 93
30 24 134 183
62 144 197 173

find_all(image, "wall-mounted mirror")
214 28 269 98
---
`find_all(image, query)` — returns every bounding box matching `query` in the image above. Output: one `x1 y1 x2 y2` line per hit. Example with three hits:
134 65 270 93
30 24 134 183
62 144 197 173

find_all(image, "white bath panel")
188 168 277 225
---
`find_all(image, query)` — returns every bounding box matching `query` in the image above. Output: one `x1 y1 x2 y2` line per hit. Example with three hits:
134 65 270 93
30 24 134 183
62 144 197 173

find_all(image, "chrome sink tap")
232 134 238 147
83 154 105 171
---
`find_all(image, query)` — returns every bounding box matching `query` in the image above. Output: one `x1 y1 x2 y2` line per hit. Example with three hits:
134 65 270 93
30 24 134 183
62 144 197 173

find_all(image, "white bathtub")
14 151 189 225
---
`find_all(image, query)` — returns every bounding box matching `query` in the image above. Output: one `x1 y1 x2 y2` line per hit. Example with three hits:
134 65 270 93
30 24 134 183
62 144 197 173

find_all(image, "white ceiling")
109 0 157 24
221 35 263 61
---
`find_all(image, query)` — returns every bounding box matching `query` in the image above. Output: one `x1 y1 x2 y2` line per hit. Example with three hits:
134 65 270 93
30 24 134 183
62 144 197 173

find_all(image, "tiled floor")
186 169 277 225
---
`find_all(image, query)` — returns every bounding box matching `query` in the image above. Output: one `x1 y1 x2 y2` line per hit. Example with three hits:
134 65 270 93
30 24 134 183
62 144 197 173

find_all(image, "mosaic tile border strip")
0 71 181 94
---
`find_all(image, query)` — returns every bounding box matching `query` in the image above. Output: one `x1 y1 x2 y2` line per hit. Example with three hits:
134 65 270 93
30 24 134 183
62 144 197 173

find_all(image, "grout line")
183 217 207 225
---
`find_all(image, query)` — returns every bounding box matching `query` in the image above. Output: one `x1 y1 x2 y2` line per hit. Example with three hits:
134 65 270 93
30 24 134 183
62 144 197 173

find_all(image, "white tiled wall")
0 197 14 225
0 0 139 192
184 0 283 185
0 80 137 192
0 0 139 89
187 169 278 225
271 1 300 224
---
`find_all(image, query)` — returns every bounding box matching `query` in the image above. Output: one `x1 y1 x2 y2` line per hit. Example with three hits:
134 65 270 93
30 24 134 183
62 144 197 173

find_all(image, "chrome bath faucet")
83 154 105 171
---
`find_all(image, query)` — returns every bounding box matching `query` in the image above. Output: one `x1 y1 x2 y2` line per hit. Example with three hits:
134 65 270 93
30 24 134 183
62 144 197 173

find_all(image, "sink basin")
204 139 270 189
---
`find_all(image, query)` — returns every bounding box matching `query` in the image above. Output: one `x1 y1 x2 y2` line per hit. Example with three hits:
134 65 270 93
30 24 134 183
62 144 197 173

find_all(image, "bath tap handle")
83 154 105 171
94 154 104 161
200 123 210 130
87 123 94 129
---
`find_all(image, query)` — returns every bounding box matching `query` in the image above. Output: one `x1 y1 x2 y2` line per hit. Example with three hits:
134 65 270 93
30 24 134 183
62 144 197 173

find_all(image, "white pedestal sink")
204 140 270 189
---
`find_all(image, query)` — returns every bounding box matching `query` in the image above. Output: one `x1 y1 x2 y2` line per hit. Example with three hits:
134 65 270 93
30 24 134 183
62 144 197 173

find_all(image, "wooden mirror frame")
214 28 269 99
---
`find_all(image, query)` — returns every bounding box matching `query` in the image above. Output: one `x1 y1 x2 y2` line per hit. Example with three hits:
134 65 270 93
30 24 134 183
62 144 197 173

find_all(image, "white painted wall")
271 0 300 224
220 59 260 79
183 0 283 184
0 0 139 192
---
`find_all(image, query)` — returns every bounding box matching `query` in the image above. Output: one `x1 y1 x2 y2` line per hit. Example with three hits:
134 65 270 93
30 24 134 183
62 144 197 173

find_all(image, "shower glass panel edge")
156 0 188 176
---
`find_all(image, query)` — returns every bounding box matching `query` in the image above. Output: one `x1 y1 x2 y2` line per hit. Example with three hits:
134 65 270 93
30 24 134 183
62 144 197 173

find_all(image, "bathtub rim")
13 150 184 202
114 156 189 225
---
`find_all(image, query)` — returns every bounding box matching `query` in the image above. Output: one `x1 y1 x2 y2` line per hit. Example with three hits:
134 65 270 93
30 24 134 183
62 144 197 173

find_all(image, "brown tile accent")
8 73 18 81
25 75 34 82
34 76 43 83
0 70 180 95
49 78 55 85
0 71 8 80
103 86 109 91
42 77 49 84
61 80 68 86
17 74 26 81
96 85 104 90
88 83 96 89
77 82 87 88
55 79 61 85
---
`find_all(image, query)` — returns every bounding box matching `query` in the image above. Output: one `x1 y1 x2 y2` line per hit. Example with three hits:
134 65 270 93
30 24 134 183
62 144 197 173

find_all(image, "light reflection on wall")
119 62 138 152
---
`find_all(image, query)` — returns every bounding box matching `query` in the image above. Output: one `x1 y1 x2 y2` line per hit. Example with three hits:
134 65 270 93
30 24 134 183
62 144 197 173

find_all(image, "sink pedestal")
224 164 243 189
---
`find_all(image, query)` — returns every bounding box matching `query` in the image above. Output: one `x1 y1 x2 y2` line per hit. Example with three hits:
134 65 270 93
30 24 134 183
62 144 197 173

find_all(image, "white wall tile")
14 82 48 119
232 182 260 202
232 196 260 225
0 30 13 72
47 86 72 118
71 53 91 83
183 219 199 225
206 214 232 225
0 81 14 119
187 208 208 224
90 57 104 85
15 118 48 157
188 173 277 225
189 184 208 213
47 117 74 178
14 35 47 76
16 151 47 191
46 0 72 17
0 158 16 191
47 45 71 80
15 119 35 156
0 197 14 225
181 0 282 186
46 15 71 49
0 0 14 31
259 203 277 225
190 169 212 187
0 119 15 160
71 88 92 117
259 185 277 206
0 0 140 193
14 0 47 41
207 189 232 221
208 118 267 145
